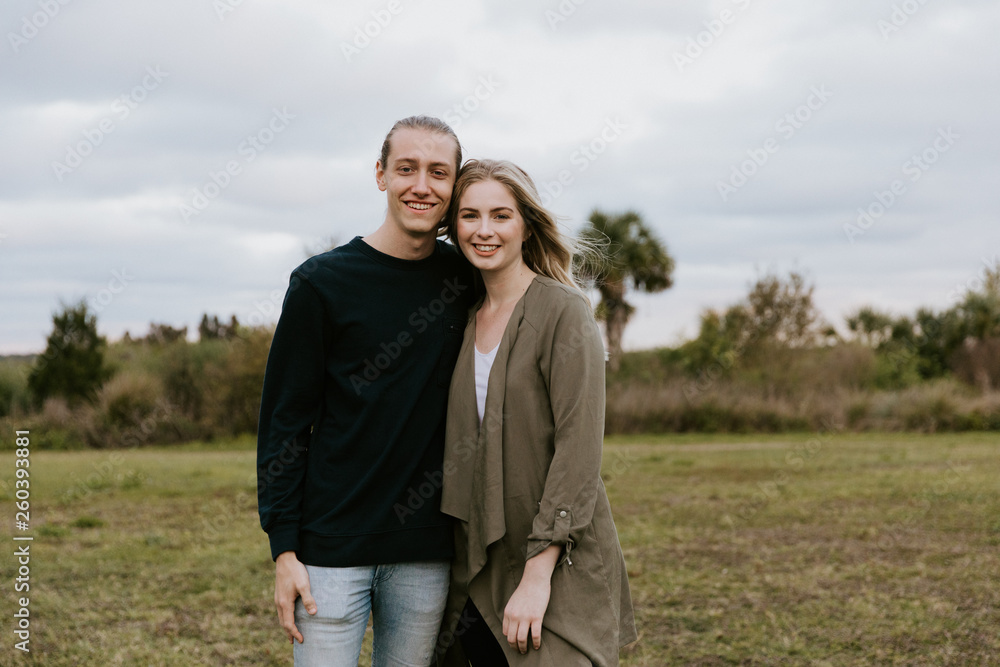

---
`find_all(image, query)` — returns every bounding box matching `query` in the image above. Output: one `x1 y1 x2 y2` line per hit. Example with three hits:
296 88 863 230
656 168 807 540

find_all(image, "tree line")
3 211 998 446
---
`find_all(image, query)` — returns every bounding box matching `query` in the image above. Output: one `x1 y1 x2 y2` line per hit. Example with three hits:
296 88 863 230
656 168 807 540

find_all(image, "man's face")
376 128 457 238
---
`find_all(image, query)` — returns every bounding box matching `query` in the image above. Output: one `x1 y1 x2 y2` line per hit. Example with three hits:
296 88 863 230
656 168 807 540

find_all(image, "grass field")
1 432 997 665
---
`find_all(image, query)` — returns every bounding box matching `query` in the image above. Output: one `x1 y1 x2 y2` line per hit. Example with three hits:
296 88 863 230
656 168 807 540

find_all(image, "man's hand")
274 551 316 644
502 544 561 654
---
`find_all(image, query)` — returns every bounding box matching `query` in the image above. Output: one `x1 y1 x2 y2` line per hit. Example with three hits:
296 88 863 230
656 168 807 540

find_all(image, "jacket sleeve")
525 291 606 563
256 274 329 561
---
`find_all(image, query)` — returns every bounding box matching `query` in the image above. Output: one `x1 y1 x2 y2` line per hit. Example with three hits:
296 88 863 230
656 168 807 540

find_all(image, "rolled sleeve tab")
554 507 571 544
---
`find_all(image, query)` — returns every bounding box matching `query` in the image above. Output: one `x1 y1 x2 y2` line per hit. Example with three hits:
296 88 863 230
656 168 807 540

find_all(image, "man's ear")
375 161 387 191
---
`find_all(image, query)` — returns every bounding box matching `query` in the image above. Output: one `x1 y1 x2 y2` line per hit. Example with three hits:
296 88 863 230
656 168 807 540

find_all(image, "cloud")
1 0 998 353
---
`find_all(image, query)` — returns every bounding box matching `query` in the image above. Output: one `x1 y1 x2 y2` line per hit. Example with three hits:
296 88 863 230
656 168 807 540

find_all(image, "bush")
605 379 818 434
27 301 110 407
97 371 162 430
88 371 198 448
200 329 271 436
872 344 923 390
0 358 32 417
608 347 685 384
605 349 1000 434
952 337 1000 391
16 398 94 450
157 340 230 424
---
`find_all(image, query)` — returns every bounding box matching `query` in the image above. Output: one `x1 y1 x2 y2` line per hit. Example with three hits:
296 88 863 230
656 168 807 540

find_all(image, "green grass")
1 433 997 665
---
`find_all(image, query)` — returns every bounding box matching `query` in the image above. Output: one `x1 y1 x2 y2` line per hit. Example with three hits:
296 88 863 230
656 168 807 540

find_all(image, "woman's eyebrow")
458 206 514 213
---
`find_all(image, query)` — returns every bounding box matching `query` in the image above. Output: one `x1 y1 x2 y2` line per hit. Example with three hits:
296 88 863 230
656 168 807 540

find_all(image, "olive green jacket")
436 275 636 666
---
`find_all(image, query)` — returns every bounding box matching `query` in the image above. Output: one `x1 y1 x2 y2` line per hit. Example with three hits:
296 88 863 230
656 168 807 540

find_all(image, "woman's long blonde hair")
446 159 582 290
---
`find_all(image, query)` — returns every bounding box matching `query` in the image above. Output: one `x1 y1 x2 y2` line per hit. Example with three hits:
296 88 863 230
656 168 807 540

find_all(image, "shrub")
96 371 162 431
952 337 1000 391
88 371 198 448
898 380 969 432
200 329 271 436
873 344 923 390
0 358 32 417
27 301 110 407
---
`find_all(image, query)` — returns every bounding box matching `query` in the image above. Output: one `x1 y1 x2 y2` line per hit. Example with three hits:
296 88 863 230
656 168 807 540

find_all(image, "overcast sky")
2 0 998 354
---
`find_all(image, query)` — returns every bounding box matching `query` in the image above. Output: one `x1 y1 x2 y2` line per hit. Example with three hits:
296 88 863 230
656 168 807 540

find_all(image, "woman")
435 160 636 665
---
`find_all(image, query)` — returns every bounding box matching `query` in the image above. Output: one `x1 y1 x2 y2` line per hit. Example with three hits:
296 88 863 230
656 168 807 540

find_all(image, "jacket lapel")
439 313 479 521
464 286 531 582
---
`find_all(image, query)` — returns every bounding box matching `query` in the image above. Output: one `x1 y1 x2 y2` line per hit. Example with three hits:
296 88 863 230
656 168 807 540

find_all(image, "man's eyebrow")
392 157 452 168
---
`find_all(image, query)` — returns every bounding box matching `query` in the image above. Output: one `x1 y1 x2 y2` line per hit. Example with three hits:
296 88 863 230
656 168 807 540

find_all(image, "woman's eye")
496 214 510 220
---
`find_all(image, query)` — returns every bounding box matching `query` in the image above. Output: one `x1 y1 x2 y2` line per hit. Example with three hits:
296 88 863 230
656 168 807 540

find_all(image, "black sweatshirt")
257 237 476 566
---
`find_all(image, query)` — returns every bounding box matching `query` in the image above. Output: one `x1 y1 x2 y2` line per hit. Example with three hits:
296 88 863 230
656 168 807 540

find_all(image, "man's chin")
402 220 442 237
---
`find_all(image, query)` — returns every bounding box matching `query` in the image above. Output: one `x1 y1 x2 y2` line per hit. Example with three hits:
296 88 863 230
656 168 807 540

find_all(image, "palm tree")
576 210 675 372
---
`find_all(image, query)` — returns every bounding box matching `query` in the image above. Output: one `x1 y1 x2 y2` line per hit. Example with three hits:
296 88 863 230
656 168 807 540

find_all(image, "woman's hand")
502 544 561 653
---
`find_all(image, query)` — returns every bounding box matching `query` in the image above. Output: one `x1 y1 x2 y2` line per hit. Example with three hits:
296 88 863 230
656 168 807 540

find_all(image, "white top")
474 342 499 424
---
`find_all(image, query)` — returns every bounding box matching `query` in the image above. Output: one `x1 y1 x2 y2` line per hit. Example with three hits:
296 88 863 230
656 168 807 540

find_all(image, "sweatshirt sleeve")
257 274 329 561
525 291 606 563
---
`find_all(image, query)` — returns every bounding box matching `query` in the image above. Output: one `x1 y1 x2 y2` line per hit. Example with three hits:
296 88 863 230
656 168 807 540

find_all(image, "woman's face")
455 179 528 276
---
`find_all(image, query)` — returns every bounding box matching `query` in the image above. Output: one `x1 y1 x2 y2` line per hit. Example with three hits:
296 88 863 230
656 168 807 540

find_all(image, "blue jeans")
293 560 450 667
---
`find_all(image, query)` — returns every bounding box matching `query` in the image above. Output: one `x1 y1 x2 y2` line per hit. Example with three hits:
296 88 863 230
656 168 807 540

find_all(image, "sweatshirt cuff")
268 522 300 561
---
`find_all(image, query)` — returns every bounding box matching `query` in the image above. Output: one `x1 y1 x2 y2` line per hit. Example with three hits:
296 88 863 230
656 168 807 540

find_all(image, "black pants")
458 597 509 667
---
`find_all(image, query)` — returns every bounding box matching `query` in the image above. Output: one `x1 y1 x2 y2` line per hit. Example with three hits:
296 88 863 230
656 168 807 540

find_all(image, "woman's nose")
477 219 495 237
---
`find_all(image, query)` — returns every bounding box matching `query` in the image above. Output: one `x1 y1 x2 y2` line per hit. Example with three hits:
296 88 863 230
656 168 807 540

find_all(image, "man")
257 116 475 665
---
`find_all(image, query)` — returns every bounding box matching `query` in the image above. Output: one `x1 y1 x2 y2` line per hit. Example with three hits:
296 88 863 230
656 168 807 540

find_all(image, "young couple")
257 116 636 666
